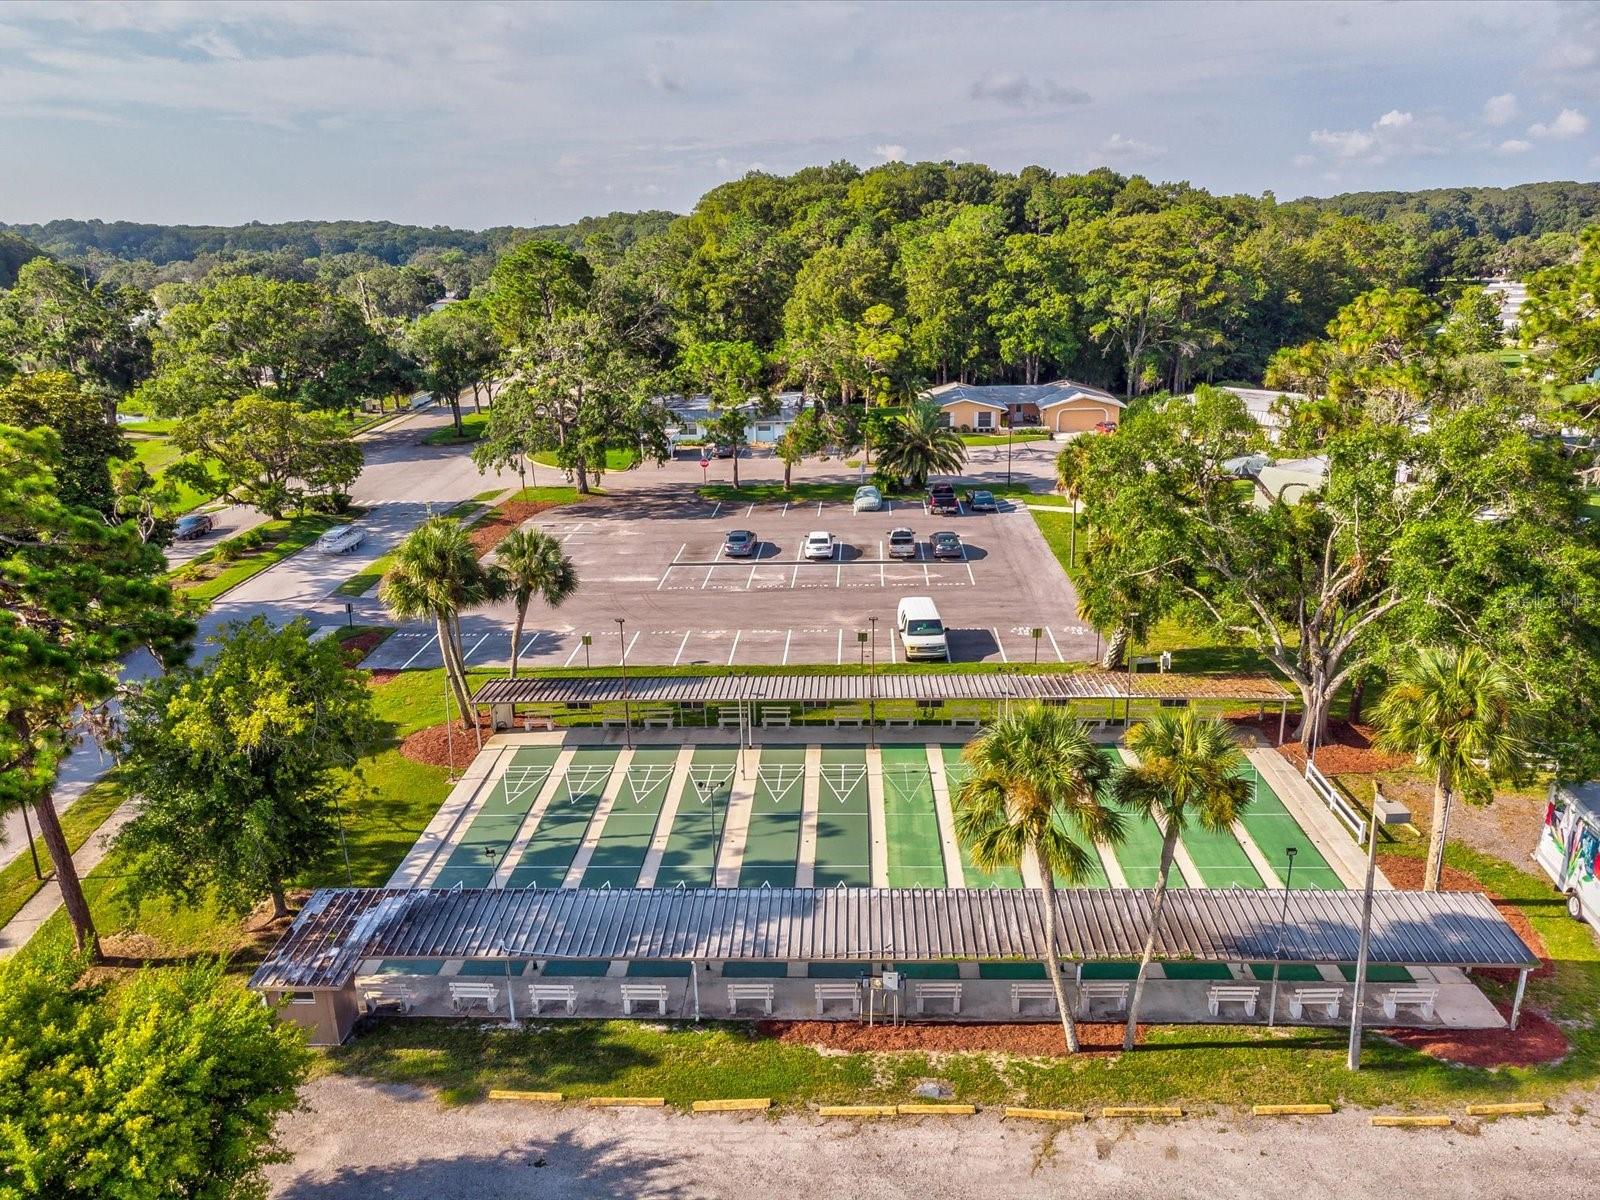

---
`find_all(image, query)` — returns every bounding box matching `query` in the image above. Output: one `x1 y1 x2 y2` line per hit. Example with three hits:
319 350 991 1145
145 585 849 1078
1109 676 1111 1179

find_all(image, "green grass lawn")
125 435 215 513
0 780 127 929
171 511 358 606
422 412 489 444
533 447 636 471
1583 490 1600 523
495 485 590 509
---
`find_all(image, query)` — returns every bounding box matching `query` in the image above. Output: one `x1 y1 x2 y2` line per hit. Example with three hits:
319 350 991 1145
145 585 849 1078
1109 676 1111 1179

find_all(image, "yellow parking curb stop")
692 1098 772 1113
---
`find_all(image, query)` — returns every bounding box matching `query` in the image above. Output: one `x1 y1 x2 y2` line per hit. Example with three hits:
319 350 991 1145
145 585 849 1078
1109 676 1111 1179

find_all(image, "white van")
896 596 950 662
1535 780 1600 931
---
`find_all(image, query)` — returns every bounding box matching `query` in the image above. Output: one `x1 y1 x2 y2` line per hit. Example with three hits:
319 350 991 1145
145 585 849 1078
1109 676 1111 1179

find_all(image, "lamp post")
1266 846 1298 1027
1348 791 1412 1069
615 618 632 748
1006 418 1014 487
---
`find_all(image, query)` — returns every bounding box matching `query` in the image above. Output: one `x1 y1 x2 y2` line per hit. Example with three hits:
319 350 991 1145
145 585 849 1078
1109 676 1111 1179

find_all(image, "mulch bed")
338 628 390 666
755 1019 1140 1055
399 717 496 771
468 499 566 556
1272 721 1410 775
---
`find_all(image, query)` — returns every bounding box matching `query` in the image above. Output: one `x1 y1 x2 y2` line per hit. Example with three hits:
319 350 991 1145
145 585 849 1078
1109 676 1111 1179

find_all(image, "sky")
1 0 1598 229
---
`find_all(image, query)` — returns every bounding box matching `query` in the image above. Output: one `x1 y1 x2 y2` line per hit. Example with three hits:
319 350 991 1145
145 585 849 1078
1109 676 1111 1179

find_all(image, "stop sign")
699 457 710 469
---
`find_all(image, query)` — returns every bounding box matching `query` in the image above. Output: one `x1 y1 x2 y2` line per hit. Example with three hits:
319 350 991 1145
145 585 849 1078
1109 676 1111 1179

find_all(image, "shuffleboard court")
1235 765 1344 889
429 745 563 888
814 747 872 887
739 747 808 887
1180 819 1265 889
880 746 947 887
940 745 1022 888
501 748 621 888
578 747 681 888
653 746 737 889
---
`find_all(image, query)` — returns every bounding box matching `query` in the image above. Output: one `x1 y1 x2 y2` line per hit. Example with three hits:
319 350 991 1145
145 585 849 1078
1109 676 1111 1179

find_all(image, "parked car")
853 484 883 512
887 527 918 559
802 530 836 560
722 529 759 558
930 530 963 560
927 482 960 514
172 513 214 540
713 443 737 458
965 489 997 512
1092 419 1119 434
316 523 365 554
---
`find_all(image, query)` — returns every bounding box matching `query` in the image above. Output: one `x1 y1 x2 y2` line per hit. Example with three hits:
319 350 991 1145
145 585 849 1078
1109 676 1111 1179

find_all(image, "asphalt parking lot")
360 489 1096 670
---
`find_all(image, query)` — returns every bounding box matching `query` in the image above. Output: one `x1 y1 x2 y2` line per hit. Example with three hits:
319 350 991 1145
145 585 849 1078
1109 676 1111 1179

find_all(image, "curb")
487 1089 562 1102
587 1096 665 1109
818 1105 898 1118
1102 1106 1183 1119
692 1098 772 1113
897 1103 977 1116
1465 1102 1548 1117
1003 1107 1087 1123
1252 1104 1334 1116
1370 1115 1453 1128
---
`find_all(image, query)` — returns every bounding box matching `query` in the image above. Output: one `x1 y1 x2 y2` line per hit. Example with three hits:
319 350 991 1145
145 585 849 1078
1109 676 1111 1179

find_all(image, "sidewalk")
0 798 135 957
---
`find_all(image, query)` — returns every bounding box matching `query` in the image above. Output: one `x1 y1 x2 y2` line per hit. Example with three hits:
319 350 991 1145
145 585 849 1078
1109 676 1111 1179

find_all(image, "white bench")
528 984 577 1015
1381 986 1438 1021
1077 981 1130 1016
717 712 744 730
602 717 629 730
1288 986 1343 1020
726 982 775 1016
522 715 556 732
642 713 675 730
814 981 861 1016
448 980 501 1015
832 715 864 728
885 717 916 729
914 981 963 1014
1010 981 1057 1014
621 983 669 1016
1206 984 1261 1018
361 983 415 1014
759 708 791 729
948 717 981 729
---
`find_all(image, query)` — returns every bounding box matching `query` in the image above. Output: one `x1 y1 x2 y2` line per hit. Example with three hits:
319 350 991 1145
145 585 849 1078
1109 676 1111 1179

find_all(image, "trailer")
1534 780 1600 931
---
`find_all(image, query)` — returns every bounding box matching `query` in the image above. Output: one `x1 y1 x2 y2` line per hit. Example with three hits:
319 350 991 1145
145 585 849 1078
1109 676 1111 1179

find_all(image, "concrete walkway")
0 798 136 957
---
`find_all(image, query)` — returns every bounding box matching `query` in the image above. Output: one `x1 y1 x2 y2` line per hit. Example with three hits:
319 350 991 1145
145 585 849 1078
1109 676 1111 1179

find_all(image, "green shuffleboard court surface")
722 961 788 978
941 745 1022 888
430 745 564 888
502 748 621 889
372 959 444 976
626 961 692 978
654 746 737 889
739 747 808 887
1179 816 1265 889
880 746 947 888
1080 962 1140 980
1234 766 1344 890
1159 962 1234 981
456 959 532 977
815 747 873 887
893 962 961 979
540 960 611 977
578 747 681 888
978 962 1049 980
1338 963 1415 983
808 962 871 978
1249 963 1325 982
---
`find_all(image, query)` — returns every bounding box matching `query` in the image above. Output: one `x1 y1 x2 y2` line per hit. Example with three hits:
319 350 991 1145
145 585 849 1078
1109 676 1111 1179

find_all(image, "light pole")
1348 792 1411 1069
1006 419 1014 487
1266 846 1298 1027
615 618 632 748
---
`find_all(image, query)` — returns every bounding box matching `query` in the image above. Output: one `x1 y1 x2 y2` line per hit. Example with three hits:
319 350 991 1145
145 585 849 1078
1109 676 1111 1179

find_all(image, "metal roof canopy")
471 671 1292 707
250 885 1536 992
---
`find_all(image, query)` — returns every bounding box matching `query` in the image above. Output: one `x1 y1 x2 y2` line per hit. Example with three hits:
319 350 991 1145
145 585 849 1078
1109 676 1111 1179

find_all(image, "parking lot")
359 489 1097 670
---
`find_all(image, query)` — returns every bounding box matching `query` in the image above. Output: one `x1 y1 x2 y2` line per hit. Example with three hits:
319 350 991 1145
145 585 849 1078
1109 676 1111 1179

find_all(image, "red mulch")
1273 721 1410 775
339 628 390 666
399 717 496 771
755 1019 1140 1056
468 500 565 556
1380 1004 1569 1069
367 669 402 685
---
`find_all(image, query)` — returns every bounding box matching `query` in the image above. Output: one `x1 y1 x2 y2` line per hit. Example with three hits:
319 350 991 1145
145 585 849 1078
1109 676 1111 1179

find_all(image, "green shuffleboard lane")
502 748 620 889
654 745 738 889
739 747 807 888
578 747 680 888
879 746 946 888
430 745 563 889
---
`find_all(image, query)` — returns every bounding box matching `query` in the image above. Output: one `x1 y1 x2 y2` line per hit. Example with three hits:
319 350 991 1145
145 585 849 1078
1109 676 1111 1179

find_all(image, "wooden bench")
1076 980 1129 1016
528 984 577 1015
1010 981 1057 1014
814 981 861 1016
1288 986 1343 1020
620 983 669 1016
448 980 501 1015
759 707 792 729
361 983 415 1014
1206 984 1261 1018
726 982 775 1016
1380 985 1438 1021
914 981 963 1015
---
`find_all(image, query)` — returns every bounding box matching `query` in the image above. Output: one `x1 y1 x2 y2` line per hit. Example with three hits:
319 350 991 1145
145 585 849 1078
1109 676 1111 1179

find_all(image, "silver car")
316 524 365 554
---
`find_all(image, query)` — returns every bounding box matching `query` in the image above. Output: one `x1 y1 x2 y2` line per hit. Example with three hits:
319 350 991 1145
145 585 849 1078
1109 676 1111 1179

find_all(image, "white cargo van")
896 596 950 662
1536 781 1600 931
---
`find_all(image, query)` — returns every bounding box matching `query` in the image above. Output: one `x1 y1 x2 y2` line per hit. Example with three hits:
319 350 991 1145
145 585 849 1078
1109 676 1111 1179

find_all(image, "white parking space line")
790 562 799 588
671 630 691 666
701 563 717 589
781 629 792 665
727 630 741 665
836 628 843 664
1045 626 1063 662
992 628 1007 662
745 562 758 589
966 561 976 586
710 501 722 519
878 543 884 587
463 631 493 663
816 501 823 516
625 630 639 661
744 502 754 518
517 631 542 660
400 632 439 669
563 639 585 667
922 561 931 585
782 501 790 515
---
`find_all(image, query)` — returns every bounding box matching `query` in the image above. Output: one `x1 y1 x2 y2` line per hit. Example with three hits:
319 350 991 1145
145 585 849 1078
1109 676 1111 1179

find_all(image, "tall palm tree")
1373 645 1528 891
496 527 577 678
1112 711 1250 1050
380 516 507 722
954 704 1123 1051
878 400 966 489
1055 439 1091 569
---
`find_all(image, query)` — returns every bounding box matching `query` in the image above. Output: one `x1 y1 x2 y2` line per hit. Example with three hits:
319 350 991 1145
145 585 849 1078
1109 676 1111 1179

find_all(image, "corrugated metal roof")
250 886 1537 991
471 672 1291 707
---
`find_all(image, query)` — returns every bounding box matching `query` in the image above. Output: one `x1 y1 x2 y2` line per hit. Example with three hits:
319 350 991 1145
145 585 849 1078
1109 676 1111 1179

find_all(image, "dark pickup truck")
927 483 960 515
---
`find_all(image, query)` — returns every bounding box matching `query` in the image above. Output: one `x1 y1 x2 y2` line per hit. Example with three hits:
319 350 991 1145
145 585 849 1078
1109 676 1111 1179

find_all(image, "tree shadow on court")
274 1129 695 1200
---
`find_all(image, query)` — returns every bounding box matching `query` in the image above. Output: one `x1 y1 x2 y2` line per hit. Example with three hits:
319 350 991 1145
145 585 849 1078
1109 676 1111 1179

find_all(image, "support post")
1347 815 1380 1069
1278 701 1287 746
1510 967 1528 1031
692 962 702 1022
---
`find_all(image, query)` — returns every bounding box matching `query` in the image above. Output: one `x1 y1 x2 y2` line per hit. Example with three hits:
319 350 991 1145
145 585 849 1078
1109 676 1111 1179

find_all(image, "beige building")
926 380 1123 434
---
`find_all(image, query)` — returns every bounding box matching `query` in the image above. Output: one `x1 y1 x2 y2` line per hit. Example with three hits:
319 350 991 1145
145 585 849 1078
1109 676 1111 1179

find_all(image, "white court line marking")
1046 626 1063 662
710 501 722 518
966 561 976 586
992 628 1007 662
463 631 493 663
625 630 639 662
672 630 692 666
701 563 718 589
836 628 843 664
782 629 792 665
563 639 585 667
399 632 439 669
745 562 757 590
727 630 741 665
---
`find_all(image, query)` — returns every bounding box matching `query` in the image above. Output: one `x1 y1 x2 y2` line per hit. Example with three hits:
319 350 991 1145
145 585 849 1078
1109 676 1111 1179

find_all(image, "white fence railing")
1305 759 1368 845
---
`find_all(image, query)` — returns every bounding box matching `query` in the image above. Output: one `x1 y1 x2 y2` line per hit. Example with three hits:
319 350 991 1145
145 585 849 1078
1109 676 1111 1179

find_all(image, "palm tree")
1055 439 1091 568
380 516 507 722
878 400 966 489
1112 711 1250 1050
496 528 577 678
1373 645 1528 891
954 704 1123 1051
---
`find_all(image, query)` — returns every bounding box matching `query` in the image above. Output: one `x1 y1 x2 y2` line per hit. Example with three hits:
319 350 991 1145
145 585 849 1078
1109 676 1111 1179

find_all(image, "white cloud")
1291 153 1316 168
873 143 906 162
1375 109 1413 129
1307 108 1439 164
1102 132 1164 162
644 63 682 94
1528 108 1589 140
184 30 243 61
1310 128 1376 158
1498 138 1532 154
1482 93 1517 126
968 71 1090 110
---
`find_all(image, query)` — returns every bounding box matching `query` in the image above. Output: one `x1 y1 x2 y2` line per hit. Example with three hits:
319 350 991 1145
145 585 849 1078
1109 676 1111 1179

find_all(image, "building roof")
250 885 1539 991
926 380 1124 411
471 670 1293 707
665 391 806 425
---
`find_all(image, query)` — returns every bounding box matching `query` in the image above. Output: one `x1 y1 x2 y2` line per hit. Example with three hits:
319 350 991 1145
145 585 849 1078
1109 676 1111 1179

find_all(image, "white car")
852 484 883 512
316 524 365 554
802 530 836 561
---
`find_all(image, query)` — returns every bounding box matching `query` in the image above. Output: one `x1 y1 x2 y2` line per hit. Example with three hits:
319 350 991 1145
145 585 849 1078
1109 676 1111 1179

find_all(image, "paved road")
268 1075 1600 1200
